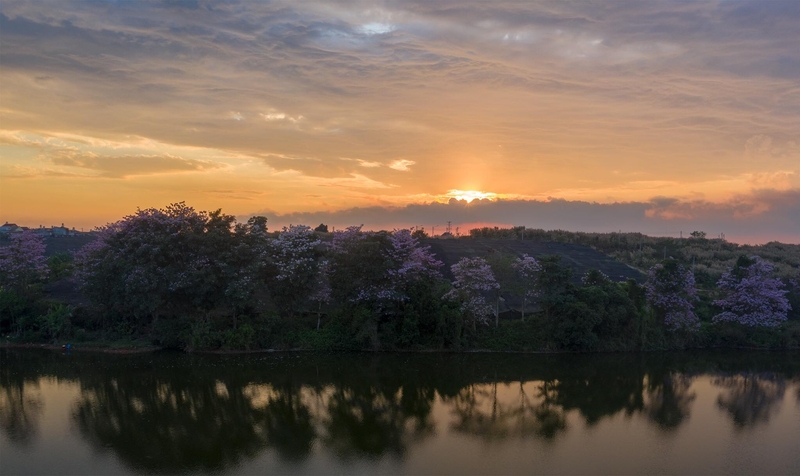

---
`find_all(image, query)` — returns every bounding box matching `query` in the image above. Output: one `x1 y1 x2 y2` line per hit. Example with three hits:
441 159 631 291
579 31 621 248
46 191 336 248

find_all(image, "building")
0 222 24 234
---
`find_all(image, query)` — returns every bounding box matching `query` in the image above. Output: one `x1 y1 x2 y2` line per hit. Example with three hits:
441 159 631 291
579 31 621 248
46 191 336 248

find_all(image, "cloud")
355 159 381 168
261 189 800 245
49 150 223 178
1 1 800 231
388 159 415 171
260 109 304 124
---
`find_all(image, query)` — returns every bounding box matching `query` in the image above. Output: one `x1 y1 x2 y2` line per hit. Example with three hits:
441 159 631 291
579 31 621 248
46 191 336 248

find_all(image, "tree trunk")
521 297 526 322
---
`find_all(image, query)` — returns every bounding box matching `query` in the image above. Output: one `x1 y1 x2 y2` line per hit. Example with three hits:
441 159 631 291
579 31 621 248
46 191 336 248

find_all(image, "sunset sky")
1 1 798 243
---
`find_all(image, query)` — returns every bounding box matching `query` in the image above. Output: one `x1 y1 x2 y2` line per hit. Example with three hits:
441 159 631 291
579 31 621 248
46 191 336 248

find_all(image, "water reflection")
0 376 43 447
449 381 567 441
323 384 435 459
72 373 271 473
644 372 696 431
714 374 785 428
258 381 315 462
546 366 645 426
1 350 799 474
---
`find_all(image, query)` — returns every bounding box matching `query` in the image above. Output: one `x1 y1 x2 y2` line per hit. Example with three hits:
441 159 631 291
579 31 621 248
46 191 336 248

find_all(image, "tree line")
1 203 797 351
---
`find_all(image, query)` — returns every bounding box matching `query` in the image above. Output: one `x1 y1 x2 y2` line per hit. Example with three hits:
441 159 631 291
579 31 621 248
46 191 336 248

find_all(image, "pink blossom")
645 261 699 331
713 256 790 327
0 230 49 290
444 257 499 324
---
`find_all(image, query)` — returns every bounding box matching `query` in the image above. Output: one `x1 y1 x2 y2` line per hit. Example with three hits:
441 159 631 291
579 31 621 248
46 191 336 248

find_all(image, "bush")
223 323 255 350
38 303 73 341
0 289 32 335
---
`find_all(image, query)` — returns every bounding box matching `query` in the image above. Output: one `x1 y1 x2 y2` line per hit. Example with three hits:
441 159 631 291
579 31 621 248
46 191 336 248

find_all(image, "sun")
446 189 498 203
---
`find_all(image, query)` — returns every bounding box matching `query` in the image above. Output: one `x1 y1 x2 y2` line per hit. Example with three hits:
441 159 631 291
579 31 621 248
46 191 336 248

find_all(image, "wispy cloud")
388 159 415 171
1 1 799 237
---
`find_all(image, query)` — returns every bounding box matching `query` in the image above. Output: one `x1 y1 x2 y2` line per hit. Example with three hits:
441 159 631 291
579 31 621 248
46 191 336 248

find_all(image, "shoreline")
0 342 163 354
3 341 795 355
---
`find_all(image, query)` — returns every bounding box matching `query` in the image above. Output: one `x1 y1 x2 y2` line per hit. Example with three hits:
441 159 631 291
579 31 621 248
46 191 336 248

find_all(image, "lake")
1 349 799 475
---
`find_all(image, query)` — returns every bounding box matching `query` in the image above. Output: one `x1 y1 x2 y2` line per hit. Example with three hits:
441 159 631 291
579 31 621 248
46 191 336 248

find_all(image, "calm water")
1 349 799 475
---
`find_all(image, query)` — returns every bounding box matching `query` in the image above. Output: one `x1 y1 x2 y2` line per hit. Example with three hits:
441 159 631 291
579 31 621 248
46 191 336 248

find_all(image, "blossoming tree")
512 254 540 321
380 229 443 301
645 260 699 331
269 225 321 316
713 256 790 327
444 257 499 329
0 230 49 295
75 203 268 331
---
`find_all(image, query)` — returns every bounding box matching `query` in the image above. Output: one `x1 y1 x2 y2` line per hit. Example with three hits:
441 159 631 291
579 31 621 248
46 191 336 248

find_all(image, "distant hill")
42 235 96 256
0 234 96 256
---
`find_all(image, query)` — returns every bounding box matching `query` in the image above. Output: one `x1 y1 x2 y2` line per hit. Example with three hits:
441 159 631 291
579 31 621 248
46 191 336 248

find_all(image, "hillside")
425 238 643 315
426 238 641 283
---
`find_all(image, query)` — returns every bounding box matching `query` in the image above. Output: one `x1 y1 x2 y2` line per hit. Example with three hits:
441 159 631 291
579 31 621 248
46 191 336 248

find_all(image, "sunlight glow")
446 189 498 203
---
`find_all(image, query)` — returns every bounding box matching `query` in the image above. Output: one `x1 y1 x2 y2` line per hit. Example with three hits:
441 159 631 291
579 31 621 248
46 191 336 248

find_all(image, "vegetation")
1 204 798 352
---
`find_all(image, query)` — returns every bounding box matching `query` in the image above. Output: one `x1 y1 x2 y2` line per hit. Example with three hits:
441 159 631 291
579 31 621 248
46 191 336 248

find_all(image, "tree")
713 256 790 327
411 228 427 239
74 203 262 334
309 260 332 330
645 260 699 331
269 225 321 317
314 223 329 233
383 229 443 301
534 256 573 320
327 225 385 305
512 254 540 321
690 231 707 240
0 230 49 296
444 257 499 330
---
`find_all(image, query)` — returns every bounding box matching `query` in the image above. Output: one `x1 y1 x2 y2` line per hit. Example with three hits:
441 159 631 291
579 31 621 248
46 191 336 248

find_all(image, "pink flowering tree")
75 203 212 325
0 230 49 296
326 226 387 305
75 203 268 334
444 257 500 329
269 225 322 317
512 254 540 321
645 260 699 331
377 229 443 304
713 256 790 327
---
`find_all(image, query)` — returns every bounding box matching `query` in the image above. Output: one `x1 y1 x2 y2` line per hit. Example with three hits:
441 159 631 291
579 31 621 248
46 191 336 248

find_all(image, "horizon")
2 196 797 247
1 1 798 244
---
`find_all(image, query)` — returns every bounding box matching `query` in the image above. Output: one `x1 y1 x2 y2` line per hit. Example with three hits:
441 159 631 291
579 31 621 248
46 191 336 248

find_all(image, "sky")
0 0 798 243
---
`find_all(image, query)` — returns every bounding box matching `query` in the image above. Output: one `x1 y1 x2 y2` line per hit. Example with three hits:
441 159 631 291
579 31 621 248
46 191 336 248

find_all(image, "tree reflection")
714 374 785 428
643 372 695 431
72 374 270 473
0 375 43 447
448 381 566 441
261 381 315 462
546 371 644 426
3 349 799 473
322 382 435 459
